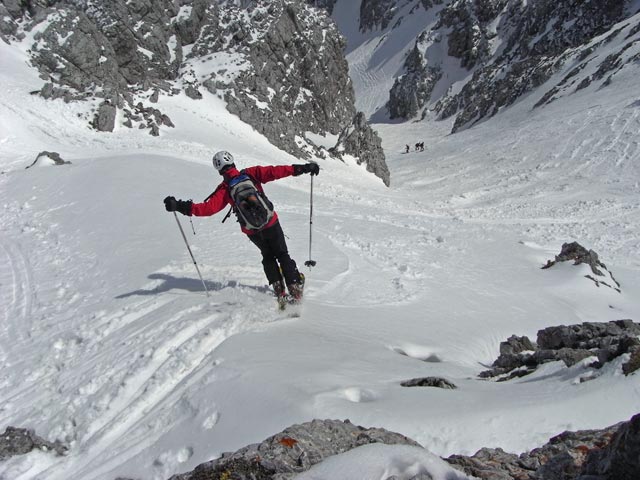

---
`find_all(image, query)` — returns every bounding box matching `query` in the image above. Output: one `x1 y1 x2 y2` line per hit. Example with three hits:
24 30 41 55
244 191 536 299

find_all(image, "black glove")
164 196 193 216
293 163 320 176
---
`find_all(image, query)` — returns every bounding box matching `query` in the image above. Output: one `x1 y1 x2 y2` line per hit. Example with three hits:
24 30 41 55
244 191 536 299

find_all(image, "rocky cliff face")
332 112 390 186
0 0 390 185
388 37 442 119
350 0 639 133
435 0 630 132
222 1 357 161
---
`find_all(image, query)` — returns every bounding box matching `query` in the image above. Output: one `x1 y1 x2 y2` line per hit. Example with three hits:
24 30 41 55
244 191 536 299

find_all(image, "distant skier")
163 151 319 304
405 144 410 154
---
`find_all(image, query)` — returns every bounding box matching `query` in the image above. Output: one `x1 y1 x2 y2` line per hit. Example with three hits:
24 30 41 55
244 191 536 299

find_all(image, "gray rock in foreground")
0 426 67 460
169 419 421 480
446 413 640 480
580 413 640 480
167 415 640 480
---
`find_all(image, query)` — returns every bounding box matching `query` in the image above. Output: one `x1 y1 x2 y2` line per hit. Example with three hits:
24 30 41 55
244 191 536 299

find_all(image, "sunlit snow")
1 7 640 480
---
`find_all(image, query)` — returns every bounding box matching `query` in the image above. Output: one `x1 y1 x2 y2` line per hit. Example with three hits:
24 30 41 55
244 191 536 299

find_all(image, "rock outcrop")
542 242 621 292
0 426 67 460
305 0 338 16
222 1 357 161
480 320 640 381
580 413 640 480
446 413 640 480
332 112 390 186
388 42 442 119
435 0 627 132
359 0 398 32
168 419 421 480
25 151 70 168
330 0 638 131
400 377 457 389
170 414 640 480
2 0 390 185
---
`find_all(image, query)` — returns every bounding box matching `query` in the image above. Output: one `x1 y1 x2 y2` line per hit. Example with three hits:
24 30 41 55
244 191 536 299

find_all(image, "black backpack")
226 171 274 230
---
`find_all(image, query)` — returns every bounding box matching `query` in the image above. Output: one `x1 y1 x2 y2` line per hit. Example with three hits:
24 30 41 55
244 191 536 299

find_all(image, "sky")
1 3 640 480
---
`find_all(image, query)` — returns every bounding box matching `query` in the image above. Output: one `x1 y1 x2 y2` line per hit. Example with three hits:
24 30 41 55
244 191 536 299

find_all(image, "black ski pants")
248 221 299 286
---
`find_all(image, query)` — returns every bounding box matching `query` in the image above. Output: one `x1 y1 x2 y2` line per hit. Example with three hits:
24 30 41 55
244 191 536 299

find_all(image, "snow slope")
1 21 640 480
331 0 449 120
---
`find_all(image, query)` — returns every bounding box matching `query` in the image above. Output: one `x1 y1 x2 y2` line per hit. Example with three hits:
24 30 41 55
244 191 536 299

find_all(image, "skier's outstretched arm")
248 163 319 183
191 185 230 216
164 184 230 217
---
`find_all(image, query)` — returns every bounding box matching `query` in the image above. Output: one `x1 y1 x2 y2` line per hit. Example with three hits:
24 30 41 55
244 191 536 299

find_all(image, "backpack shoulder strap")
204 181 226 202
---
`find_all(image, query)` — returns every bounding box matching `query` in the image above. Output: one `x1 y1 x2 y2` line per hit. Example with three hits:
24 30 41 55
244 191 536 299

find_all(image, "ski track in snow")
0 240 34 343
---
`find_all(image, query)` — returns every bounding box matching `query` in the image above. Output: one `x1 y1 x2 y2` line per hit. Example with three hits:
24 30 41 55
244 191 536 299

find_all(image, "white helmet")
212 150 234 172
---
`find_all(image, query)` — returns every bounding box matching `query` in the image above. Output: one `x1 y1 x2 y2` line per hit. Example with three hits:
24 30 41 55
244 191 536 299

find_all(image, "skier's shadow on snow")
115 273 270 299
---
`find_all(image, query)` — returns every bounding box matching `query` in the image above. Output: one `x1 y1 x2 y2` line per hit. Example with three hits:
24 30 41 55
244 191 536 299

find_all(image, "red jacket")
191 165 295 235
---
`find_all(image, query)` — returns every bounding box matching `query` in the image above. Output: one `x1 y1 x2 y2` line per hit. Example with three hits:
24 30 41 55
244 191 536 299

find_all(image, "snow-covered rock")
168 419 423 480
480 320 640 380
0 426 67 461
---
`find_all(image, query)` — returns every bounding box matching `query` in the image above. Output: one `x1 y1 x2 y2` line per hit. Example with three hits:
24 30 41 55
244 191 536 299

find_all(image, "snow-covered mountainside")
1 1 640 479
329 0 640 133
0 0 390 185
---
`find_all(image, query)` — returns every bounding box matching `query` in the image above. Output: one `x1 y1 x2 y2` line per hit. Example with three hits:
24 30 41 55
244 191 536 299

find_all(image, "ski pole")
304 175 317 267
173 212 210 297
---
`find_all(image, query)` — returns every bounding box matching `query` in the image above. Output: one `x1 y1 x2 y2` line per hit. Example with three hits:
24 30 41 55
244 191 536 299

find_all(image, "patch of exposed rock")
359 0 398 32
388 42 442 119
305 0 338 15
222 2 357 161
580 412 640 480
0 426 67 460
401 377 457 389
436 0 505 70
164 414 640 480
168 419 421 480
332 112 390 186
2 0 389 184
542 242 621 292
25 150 70 168
479 320 640 381
446 413 640 480
372 0 632 131
434 0 626 132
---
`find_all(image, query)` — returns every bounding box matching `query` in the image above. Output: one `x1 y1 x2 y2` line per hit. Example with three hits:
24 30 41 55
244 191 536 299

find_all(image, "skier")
163 151 319 304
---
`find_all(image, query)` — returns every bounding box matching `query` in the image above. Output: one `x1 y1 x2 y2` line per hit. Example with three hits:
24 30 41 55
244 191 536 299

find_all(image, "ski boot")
287 272 305 303
272 280 289 310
